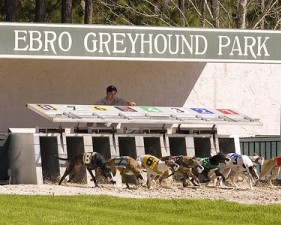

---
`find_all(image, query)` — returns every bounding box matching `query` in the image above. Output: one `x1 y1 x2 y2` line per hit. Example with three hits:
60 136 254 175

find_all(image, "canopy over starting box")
26 103 261 129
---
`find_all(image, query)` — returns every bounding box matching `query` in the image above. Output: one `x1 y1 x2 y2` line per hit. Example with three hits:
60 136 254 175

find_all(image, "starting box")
7 104 261 185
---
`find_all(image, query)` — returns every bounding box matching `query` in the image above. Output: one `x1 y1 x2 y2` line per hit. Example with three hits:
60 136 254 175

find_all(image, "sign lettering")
0 23 279 62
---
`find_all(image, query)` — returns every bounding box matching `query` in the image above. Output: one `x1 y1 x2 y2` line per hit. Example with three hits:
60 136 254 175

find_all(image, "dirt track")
0 183 280 205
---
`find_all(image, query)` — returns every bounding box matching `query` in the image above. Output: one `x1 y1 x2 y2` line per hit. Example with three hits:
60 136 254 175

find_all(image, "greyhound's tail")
52 154 69 161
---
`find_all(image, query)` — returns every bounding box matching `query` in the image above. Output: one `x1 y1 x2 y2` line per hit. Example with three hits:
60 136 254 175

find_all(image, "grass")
0 195 280 225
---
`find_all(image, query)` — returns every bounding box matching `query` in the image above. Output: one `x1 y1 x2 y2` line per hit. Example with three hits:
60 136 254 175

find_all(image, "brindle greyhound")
138 154 179 189
53 152 116 187
159 156 204 187
107 156 144 189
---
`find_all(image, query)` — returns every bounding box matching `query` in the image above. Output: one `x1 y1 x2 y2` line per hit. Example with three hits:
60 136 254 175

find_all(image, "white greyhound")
219 153 259 190
138 154 179 189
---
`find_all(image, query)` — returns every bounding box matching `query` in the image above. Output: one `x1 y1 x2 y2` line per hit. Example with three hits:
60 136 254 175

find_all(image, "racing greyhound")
53 152 116 187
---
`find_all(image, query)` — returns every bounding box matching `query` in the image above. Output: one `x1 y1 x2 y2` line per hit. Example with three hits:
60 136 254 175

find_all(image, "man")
95 85 136 106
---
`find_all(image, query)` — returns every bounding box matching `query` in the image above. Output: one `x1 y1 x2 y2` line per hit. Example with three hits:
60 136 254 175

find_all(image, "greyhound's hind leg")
59 163 76 185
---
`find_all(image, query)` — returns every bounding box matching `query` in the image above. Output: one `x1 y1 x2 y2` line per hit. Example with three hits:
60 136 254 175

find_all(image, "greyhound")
219 153 259 190
53 152 116 187
138 154 179 189
220 153 264 187
258 156 281 186
194 152 231 185
159 156 204 187
107 156 144 189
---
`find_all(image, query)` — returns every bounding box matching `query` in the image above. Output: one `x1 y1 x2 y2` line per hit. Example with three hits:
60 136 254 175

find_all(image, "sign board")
27 103 261 126
0 23 280 63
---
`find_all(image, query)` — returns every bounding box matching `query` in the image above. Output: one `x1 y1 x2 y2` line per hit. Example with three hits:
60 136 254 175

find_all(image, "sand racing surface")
0 182 280 205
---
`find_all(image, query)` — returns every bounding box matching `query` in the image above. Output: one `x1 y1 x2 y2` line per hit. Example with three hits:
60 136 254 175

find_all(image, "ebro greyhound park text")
13 29 270 59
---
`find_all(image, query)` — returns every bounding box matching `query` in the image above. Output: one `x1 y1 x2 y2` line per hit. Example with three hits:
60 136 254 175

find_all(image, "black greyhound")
194 152 231 185
53 152 116 187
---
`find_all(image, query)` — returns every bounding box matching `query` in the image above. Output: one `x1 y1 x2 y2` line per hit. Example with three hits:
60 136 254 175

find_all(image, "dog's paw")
138 179 144 184
110 180 117 185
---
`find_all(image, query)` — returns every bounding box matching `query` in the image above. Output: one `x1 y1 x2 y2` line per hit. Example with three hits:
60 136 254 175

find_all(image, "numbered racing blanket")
114 156 131 170
143 155 162 174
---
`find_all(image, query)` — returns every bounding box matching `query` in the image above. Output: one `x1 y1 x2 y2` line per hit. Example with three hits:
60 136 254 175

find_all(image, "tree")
211 0 219 27
2 0 281 29
237 0 247 28
249 0 279 29
62 0 72 23
5 0 16 22
178 0 186 26
84 0 92 24
35 0 45 22
200 0 206 27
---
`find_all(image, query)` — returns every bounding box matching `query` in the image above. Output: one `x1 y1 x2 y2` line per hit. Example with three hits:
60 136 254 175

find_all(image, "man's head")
106 85 118 93
106 85 118 101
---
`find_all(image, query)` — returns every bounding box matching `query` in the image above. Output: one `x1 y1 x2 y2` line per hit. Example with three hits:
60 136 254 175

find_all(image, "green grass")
0 195 280 225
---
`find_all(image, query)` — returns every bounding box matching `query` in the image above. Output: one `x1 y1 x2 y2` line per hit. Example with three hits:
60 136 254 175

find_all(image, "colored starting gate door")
27 103 261 127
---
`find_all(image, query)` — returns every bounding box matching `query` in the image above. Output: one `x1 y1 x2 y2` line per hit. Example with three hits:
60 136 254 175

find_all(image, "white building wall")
0 59 204 132
0 58 279 137
184 63 281 137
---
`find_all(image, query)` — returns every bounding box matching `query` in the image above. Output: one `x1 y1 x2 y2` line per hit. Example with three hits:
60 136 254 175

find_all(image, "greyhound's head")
136 174 144 184
251 156 265 165
101 164 116 184
195 163 204 173
210 152 231 165
182 157 198 167
165 159 179 171
224 157 231 165
183 157 204 173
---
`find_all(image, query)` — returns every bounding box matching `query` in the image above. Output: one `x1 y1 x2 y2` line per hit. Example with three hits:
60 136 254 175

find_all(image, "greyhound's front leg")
215 169 226 186
182 174 189 187
87 168 99 187
158 171 168 185
147 172 153 189
120 171 130 189
245 174 254 190
268 167 280 187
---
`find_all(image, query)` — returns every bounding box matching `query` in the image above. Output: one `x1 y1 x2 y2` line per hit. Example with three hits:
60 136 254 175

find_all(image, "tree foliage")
0 0 281 29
